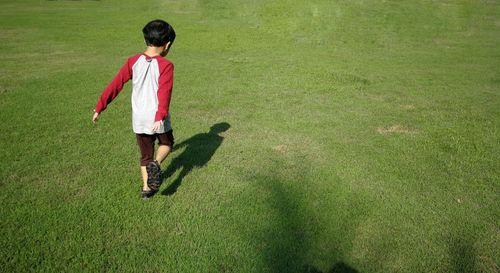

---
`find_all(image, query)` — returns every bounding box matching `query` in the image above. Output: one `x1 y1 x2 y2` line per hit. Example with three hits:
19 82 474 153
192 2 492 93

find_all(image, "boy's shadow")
160 122 230 196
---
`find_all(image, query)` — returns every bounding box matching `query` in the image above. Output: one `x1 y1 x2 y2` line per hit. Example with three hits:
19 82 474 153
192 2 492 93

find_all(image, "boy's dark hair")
142 19 176 47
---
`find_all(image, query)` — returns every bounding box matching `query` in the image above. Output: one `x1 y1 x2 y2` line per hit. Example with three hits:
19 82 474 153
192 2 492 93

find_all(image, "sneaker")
141 189 157 200
146 160 162 191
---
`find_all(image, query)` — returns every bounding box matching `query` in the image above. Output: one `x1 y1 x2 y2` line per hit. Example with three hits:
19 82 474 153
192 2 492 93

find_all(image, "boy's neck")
144 46 165 57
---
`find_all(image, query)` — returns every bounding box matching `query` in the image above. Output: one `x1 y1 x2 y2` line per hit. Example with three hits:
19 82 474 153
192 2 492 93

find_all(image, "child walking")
92 19 176 199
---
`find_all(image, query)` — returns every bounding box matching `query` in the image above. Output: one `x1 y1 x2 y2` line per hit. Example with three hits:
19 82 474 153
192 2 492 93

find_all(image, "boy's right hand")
92 111 100 124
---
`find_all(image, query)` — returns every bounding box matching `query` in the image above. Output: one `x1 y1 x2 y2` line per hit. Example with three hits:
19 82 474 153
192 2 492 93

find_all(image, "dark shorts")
136 130 174 166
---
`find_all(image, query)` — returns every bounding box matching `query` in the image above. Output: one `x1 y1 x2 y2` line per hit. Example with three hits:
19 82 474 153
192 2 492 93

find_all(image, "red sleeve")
154 61 174 122
94 56 137 113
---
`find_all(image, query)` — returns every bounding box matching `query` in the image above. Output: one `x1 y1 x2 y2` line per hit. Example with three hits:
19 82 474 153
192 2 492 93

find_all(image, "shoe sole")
146 162 161 191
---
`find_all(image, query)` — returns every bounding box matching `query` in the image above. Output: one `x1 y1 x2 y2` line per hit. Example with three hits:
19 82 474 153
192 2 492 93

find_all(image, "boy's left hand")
152 121 162 132
92 111 100 124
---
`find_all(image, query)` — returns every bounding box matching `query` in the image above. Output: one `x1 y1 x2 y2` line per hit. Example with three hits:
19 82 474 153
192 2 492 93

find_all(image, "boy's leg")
156 145 171 163
156 130 175 164
136 134 155 191
140 166 148 190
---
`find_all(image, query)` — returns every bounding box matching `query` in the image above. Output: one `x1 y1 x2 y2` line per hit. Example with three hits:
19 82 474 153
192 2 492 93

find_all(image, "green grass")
1 0 499 272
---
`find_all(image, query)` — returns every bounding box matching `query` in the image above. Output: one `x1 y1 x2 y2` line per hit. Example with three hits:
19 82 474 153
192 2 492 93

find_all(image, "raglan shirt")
95 53 174 135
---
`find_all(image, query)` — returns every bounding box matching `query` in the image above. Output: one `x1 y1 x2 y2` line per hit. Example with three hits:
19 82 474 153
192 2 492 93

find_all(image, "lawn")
0 0 499 272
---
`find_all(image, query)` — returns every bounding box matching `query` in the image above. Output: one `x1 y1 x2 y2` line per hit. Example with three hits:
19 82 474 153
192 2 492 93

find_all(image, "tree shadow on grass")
450 236 478 273
252 174 365 273
160 122 230 196
303 262 359 273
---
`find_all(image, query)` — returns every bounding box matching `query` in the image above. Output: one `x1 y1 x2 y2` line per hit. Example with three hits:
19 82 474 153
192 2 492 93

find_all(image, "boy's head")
142 19 176 49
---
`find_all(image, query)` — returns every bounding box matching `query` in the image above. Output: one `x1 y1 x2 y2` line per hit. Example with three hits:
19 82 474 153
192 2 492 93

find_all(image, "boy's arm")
154 61 174 122
94 57 135 114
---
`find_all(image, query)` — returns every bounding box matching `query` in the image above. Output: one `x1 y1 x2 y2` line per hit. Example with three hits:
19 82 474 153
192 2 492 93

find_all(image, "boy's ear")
160 42 172 57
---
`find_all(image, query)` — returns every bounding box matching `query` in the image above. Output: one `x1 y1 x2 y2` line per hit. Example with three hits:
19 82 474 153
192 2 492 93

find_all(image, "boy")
92 19 176 199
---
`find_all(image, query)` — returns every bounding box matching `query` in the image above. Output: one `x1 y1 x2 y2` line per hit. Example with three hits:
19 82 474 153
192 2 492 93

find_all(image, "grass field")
1 0 499 272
